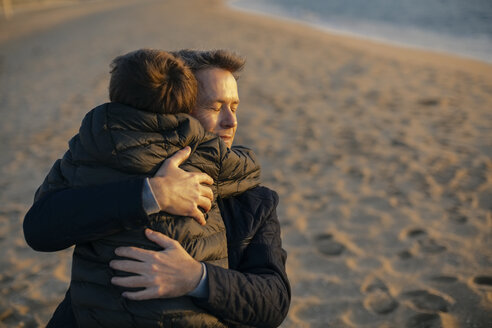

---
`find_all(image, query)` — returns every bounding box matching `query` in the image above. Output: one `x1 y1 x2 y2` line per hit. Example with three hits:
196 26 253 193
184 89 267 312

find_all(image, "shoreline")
2 0 492 70
228 0 492 65
225 0 492 78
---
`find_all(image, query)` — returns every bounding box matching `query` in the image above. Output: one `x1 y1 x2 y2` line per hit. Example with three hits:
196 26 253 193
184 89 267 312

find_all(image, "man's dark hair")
109 49 197 114
171 49 245 79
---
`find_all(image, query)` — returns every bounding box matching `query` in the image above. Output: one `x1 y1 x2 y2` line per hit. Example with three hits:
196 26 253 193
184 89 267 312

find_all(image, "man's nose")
220 107 237 128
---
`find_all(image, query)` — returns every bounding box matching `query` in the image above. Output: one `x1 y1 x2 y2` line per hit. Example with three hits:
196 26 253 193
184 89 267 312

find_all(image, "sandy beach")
1 0 491 326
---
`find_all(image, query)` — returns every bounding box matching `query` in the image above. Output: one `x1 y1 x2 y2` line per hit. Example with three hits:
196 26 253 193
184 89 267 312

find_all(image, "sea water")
229 0 492 63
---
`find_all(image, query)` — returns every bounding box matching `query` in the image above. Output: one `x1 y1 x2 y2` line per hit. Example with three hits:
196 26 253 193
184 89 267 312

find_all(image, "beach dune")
0 0 491 326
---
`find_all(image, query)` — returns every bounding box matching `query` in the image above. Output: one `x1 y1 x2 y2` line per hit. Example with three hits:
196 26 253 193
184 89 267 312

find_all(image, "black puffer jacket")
35 103 260 328
24 181 291 327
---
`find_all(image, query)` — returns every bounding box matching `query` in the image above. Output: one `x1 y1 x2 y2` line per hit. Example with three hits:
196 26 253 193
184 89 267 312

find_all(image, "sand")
0 0 491 326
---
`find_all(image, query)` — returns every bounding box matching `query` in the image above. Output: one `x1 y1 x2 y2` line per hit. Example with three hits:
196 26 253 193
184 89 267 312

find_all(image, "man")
23 49 290 327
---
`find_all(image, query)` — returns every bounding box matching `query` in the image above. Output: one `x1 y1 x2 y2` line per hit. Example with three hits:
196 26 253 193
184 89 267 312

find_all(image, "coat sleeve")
193 194 291 327
34 159 70 203
23 178 148 252
217 145 261 198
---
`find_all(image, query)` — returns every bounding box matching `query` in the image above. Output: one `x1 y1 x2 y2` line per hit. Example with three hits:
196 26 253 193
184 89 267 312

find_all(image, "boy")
34 49 260 327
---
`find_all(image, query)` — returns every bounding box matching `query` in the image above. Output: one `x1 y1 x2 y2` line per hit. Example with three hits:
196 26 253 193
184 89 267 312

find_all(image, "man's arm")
23 147 213 252
109 189 291 327
194 197 290 327
23 178 147 252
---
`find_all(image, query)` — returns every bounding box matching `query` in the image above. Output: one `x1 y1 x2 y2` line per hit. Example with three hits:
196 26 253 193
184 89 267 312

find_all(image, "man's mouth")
219 135 233 146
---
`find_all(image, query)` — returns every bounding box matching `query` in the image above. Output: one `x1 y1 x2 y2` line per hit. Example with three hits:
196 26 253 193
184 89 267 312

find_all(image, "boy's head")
109 49 197 114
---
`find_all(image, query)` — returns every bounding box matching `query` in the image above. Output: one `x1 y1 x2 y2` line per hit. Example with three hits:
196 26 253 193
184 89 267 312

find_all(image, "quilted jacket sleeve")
23 178 148 252
217 144 261 198
34 158 70 203
194 190 291 327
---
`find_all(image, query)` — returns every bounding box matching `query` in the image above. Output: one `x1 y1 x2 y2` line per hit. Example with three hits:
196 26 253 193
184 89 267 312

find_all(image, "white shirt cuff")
187 262 209 298
142 177 161 215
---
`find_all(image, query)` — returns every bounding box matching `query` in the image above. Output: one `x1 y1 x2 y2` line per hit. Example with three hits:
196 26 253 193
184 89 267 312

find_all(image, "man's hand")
150 146 213 225
110 229 204 300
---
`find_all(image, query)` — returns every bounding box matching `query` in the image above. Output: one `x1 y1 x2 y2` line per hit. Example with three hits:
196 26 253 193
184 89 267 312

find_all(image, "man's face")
191 68 239 148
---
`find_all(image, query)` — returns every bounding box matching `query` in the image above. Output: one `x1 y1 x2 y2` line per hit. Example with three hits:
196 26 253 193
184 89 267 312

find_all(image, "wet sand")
0 0 491 326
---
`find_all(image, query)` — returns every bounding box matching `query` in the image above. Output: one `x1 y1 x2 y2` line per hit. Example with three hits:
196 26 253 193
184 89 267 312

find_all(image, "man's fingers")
110 259 146 275
197 172 213 186
145 229 178 248
200 185 213 201
190 208 206 226
111 275 147 288
168 146 191 167
153 146 191 177
114 246 153 261
123 287 159 301
198 196 212 213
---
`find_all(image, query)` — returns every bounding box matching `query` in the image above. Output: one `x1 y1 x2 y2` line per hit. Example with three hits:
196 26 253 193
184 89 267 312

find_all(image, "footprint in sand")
428 275 458 284
473 276 492 287
406 313 442 328
362 278 399 315
417 238 447 254
401 290 450 313
314 233 345 256
405 228 427 238
418 98 441 107
447 207 468 224
403 228 447 254
397 250 413 260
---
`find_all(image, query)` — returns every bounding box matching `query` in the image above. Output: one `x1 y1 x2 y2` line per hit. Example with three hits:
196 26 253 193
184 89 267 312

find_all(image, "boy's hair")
171 49 245 80
109 49 197 114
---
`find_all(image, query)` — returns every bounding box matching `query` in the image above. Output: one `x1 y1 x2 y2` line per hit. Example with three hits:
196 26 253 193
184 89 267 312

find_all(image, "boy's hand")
149 146 213 225
110 229 203 299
